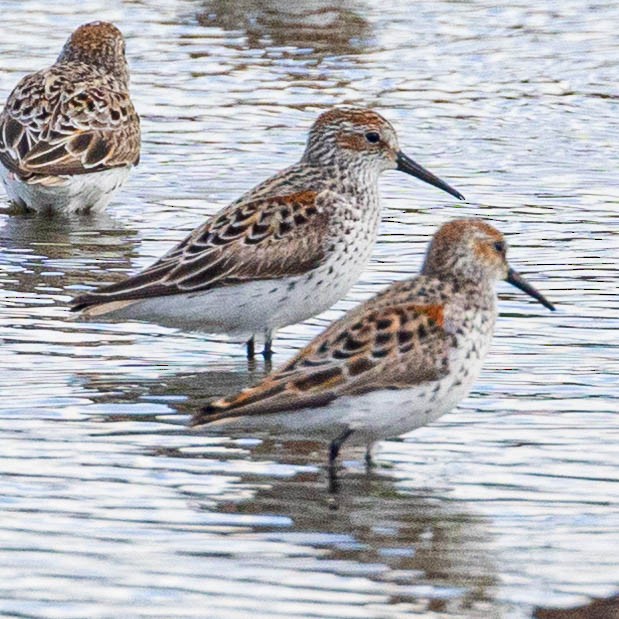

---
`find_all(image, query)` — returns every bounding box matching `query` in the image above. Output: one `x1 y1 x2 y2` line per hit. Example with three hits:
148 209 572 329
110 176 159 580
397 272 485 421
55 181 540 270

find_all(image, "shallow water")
0 0 618 617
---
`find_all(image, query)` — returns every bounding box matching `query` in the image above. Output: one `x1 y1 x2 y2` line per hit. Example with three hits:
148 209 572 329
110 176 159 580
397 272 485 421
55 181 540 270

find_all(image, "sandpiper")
72 106 463 357
192 219 555 478
0 21 140 214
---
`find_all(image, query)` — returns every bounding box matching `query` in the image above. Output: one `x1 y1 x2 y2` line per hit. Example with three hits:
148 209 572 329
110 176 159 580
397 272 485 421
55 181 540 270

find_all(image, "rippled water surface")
0 1 618 617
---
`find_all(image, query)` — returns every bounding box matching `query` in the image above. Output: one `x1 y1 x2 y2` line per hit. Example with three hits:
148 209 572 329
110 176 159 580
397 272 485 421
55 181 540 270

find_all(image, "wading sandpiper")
0 21 140 214
72 106 462 357
192 218 555 485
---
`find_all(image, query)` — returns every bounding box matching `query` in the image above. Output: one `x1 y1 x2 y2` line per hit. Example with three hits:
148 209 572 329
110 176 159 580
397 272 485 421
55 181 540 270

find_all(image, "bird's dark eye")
365 131 380 144
493 241 506 254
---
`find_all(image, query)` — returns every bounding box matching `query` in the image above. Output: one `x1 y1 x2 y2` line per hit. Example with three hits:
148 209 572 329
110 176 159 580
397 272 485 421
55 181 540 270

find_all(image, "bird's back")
0 61 139 180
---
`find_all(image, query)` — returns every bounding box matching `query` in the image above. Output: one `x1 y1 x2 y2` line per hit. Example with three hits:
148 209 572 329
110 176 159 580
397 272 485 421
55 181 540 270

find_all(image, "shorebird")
192 219 555 483
72 106 463 357
0 21 140 214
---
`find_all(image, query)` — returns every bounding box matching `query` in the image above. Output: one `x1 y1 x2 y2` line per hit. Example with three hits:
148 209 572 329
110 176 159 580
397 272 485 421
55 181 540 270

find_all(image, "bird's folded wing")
0 71 140 178
72 190 332 309
193 291 456 425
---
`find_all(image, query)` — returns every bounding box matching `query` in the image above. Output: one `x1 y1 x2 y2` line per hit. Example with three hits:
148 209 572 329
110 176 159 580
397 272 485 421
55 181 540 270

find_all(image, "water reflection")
180 448 499 616
0 212 139 307
77 364 269 416
196 0 372 57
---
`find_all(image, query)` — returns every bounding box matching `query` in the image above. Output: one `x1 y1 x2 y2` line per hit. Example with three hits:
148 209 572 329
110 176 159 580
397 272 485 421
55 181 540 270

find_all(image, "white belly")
104 250 370 336
222 369 484 445
90 231 375 337
0 165 132 214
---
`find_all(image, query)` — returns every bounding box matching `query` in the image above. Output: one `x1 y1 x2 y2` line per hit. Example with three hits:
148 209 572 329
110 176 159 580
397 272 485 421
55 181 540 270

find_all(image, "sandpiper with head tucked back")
0 21 140 214
72 106 463 358
192 219 555 480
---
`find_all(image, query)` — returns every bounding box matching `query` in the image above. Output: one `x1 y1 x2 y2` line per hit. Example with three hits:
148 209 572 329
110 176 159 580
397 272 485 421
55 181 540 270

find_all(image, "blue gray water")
0 1 617 617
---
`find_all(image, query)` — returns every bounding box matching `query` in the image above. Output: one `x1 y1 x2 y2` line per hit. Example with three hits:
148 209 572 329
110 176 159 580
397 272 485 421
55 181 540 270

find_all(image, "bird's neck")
303 158 381 192
56 53 129 87
426 269 497 310
242 159 380 204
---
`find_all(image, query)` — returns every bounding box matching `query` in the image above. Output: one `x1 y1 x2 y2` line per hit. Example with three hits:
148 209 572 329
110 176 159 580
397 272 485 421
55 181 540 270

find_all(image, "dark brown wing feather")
0 63 140 179
72 190 331 310
192 277 457 425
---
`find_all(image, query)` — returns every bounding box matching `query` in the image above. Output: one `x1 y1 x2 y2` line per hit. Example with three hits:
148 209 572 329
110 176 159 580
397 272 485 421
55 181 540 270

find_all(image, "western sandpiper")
72 106 463 357
192 219 555 480
0 21 140 214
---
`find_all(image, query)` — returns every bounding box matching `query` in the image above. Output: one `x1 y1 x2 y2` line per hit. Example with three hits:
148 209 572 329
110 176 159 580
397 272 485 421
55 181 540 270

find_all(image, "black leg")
365 443 375 469
262 331 273 360
246 336 255 359
328 467 340 495
263 357 272 374
329 428 354 466
327 428 353 494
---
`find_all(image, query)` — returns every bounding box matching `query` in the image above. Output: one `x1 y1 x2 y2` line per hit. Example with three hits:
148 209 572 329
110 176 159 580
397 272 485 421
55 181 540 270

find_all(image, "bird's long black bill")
506 268 555 311
396 150 464 200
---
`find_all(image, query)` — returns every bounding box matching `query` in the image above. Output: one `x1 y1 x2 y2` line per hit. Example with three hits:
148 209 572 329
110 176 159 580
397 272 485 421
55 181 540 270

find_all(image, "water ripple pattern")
0 1 617 618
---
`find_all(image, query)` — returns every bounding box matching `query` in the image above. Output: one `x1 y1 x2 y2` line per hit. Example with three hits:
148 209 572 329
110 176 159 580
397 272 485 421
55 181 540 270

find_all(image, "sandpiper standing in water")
192 219 555 485
0 21 140 214
72 106 463 358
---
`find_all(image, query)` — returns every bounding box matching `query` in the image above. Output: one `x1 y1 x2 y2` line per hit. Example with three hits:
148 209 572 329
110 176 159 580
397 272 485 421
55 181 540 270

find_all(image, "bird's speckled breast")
263 186 382 331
